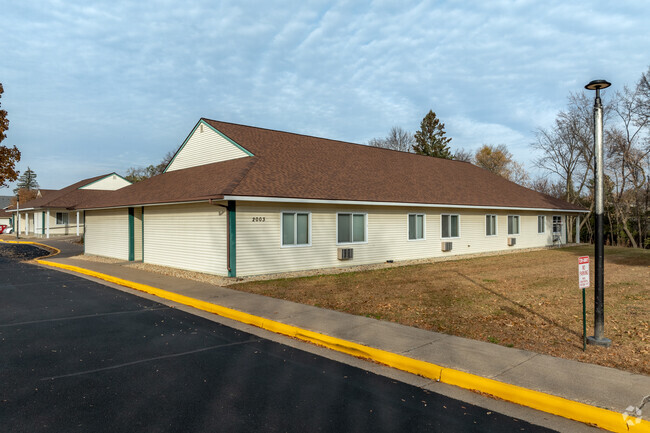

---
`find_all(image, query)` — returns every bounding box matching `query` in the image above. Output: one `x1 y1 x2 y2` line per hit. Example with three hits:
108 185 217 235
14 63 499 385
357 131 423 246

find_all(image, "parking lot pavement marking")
0 307 171 328
41 340 261 381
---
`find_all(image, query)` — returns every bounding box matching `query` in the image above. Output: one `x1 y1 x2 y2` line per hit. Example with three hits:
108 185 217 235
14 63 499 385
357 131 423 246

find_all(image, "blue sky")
1 0 648 190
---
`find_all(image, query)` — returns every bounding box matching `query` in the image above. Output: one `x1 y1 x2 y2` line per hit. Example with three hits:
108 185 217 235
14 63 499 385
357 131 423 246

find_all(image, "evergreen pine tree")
412 110 453 159
14 166 38 193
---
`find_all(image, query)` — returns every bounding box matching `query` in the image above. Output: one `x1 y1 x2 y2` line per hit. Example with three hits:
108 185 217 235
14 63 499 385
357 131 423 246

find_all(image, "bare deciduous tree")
368 126 414 153
532 67 650 248
124 151 175 183
532 93 598 204
453 148 473 162
605 83 650 248
531 92 602 242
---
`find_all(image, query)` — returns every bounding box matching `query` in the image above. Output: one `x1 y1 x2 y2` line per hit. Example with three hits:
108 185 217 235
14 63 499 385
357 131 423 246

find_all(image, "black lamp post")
585 79 611 348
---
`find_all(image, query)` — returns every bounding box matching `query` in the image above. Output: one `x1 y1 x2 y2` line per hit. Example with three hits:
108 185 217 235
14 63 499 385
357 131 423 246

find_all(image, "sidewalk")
8 237 649 430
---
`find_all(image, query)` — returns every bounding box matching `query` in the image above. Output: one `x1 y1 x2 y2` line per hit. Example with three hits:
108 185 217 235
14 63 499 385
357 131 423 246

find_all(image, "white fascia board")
223 195 588 213
80 199 217 211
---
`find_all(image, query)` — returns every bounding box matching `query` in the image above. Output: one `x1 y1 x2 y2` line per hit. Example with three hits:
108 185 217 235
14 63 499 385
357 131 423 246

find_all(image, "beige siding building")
85 208 130 260
233 202 569 276
80 118 585 277
9 173 131 238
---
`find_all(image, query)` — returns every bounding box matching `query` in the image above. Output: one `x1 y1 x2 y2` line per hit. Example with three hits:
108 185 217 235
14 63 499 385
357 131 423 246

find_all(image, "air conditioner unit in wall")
508 237 517 246
441 242 453 252
337 247 353 260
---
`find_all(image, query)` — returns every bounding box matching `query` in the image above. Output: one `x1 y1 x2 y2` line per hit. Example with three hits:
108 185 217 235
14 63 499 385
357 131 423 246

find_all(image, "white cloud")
1 0 648 188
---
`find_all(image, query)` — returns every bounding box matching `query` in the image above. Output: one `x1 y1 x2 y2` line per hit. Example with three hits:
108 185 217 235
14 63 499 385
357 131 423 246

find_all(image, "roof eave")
222 195 588 213
79 195 226 211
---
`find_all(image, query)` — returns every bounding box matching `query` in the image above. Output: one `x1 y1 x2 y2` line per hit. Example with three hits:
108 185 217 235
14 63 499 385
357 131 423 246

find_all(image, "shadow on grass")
455 271 582 342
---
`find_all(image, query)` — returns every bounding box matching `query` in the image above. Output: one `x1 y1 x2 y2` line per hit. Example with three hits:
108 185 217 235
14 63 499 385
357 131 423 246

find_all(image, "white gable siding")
85 209 129 260
143 203 227 275
80 174 131 190
166 123 251 172
235 202 570 277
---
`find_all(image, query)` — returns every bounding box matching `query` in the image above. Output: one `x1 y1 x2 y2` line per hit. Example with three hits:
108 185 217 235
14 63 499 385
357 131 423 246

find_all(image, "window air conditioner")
508 237 517 246
441 242 453 252
337 247 353 260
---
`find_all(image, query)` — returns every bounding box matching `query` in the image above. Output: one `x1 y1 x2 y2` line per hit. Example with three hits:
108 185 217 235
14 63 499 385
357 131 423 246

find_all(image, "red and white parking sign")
578 256 590 289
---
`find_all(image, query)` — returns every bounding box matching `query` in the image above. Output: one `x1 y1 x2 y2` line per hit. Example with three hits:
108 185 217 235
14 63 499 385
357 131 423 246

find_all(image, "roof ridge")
203 118 475 164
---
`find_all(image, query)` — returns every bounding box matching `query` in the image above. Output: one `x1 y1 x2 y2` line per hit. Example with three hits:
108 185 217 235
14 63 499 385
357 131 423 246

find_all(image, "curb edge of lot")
3 240 644 433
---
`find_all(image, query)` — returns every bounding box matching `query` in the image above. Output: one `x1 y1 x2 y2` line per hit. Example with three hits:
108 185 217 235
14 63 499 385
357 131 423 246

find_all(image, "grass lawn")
231 246 649 375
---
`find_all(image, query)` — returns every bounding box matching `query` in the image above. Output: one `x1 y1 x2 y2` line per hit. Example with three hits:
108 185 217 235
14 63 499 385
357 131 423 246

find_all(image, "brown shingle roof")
13 174 117 210
80 119 585 211
77 158 257 208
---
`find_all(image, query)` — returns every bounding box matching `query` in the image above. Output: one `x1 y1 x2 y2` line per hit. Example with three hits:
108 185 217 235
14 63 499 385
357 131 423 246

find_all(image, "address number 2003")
252 217 266 222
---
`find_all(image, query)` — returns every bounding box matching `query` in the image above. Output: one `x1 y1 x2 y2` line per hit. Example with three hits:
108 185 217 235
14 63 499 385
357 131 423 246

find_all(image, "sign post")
579 256 590 351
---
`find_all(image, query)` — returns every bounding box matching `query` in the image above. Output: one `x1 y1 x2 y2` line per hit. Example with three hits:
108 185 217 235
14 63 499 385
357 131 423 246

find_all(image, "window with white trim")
507 215 520 235
282 212 310 246
441 214 459 238
538 215 546 234
337 213 366 244
552 216 563 234
56 212 68 225
408 214 425 240
485 215 497 236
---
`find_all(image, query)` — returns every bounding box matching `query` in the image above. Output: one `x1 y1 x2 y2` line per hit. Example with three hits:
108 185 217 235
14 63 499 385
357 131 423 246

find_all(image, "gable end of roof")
163 119 254 173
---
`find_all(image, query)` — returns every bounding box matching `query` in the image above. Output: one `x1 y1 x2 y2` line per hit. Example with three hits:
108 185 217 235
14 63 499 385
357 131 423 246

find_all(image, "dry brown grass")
232 246 650 375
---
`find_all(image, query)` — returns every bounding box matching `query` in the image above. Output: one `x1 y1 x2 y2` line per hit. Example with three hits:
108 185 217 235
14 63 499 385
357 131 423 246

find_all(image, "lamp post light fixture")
585 79 612 348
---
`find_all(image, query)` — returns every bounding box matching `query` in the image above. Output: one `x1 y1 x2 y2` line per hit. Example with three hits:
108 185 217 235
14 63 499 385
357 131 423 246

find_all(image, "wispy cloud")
1 0 648 189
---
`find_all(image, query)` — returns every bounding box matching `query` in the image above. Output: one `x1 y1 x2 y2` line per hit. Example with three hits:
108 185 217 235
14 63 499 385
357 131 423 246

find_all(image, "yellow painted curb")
2 246 642 433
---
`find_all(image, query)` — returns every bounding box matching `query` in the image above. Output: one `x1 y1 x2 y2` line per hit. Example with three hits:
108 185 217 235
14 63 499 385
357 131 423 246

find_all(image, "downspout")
209 199 234 276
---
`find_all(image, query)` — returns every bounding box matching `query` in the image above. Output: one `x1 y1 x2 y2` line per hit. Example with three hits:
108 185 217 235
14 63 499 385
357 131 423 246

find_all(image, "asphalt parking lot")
0 245 555 432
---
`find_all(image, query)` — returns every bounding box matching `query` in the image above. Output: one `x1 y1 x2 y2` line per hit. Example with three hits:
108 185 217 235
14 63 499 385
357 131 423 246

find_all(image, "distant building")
8 174 131 237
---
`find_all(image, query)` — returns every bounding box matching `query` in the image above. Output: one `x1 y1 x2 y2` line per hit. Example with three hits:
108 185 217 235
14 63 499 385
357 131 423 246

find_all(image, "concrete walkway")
7 236 649 427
